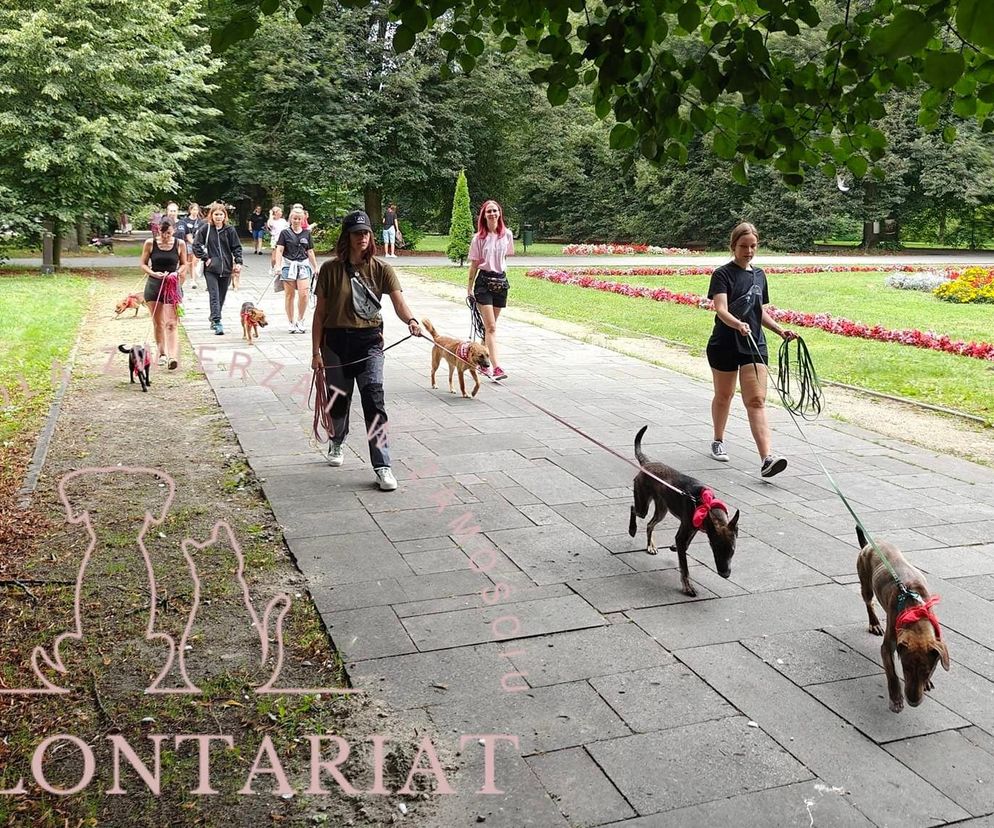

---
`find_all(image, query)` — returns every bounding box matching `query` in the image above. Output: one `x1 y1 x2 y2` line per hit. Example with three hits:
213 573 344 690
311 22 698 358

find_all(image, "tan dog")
422 318 491 398
114 293 146 318
856 526 950 713
240 302 268 344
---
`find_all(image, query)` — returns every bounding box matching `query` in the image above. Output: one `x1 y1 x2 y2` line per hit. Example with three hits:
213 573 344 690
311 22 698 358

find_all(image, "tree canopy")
210 0 994 185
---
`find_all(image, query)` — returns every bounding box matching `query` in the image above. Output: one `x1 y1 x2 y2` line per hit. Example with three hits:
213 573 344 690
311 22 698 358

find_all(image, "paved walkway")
183 257 994 827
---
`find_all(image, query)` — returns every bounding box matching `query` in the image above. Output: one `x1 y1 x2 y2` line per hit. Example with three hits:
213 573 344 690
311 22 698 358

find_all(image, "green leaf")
942 125 957 143
953 95 978 117
260 0 278 14
712 3 735 24
401 6 430 33
731 159 749 185
713 130 737 159
957 0 994 49
608 123 638 150
846 154 868 177
922 51 965 90
547 84 568 105
465 34 485 56
440 31 460 51
392 24 415 53
677 2 701 32
500 35 516 52
594 96 611 119
294 5 313 25
457 52 476 73
873 10 933 59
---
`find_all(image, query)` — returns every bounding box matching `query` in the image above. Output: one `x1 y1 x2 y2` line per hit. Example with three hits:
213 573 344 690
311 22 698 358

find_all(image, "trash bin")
522 223 534 252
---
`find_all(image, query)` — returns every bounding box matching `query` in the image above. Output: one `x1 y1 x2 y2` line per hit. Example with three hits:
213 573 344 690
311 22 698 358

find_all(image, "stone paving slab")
588 716 813 815
186 262 994 826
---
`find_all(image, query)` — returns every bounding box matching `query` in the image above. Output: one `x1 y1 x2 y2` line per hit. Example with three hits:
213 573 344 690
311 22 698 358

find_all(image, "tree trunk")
76 217 88 248
42 219 55 272
861 220 879 249
937 206 946 245
53 220 62 269
364 187 382 237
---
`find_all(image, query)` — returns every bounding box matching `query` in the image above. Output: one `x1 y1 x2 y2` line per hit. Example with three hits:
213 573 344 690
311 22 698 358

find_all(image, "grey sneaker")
710 441 729 462
375 466 398 491
761 455 788 478
327 443 344 467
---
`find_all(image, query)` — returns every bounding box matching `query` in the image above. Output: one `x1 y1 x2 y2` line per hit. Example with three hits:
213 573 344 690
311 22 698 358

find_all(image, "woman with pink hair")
465 200 514 380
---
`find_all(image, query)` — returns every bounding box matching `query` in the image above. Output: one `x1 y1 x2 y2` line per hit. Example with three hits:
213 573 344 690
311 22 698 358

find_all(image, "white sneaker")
289 322 298 334
710 441 729 462
296 320 307 333
327 443 344 466
375 466 398 491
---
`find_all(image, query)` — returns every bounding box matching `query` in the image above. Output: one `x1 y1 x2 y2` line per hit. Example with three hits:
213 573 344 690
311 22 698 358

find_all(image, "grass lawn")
416 234 568 256
0 272 91 448
4 242 146 258
413 266 994 421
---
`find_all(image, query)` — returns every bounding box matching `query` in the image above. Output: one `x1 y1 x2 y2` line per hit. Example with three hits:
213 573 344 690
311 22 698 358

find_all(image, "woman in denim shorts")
274 208 318 334
466 200 514 380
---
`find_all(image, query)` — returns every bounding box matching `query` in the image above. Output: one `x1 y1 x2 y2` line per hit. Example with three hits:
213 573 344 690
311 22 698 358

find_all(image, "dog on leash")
240 302 268 345
628 426 739 596
114 293 146 318
856 526 949 713
422 318 491 398
119 344 151 392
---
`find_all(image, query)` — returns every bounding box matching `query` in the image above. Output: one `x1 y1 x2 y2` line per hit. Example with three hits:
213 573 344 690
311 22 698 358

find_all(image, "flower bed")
526 269 994 362
561 243 700 255
539 264 948 277
885 271 952 291
934 266 994 303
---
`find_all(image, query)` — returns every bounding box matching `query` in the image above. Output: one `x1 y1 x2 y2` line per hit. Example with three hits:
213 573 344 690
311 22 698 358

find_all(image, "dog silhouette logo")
1 466 356 697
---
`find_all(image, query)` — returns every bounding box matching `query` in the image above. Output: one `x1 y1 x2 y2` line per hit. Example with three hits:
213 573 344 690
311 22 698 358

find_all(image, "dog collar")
895 594 942 639
692 488 728 529
456 342 471 362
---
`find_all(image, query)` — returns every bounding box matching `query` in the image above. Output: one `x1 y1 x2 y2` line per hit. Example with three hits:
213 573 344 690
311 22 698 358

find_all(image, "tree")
0 0 217 265
447 170 473 265
212 0 994 187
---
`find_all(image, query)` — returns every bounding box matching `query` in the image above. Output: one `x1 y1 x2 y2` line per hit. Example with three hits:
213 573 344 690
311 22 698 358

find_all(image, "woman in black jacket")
193 202 243 335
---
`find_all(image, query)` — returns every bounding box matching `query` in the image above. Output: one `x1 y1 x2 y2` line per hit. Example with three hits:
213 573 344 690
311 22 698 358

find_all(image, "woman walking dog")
311 211 421 492
466 200 514 380
140 218 187 369
193 202 243 336
707 221 796 478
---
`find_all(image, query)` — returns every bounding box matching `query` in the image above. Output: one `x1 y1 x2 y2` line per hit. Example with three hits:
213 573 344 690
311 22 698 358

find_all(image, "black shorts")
473 272 508 308
706 341 768 372
143 276 183 304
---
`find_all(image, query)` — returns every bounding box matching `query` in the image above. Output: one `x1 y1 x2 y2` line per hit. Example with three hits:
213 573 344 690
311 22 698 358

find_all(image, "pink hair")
476 200 506 238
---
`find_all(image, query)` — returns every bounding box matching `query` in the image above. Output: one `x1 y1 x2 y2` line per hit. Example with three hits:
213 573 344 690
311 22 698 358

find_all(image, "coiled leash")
467 295 486 343
776 335 823 420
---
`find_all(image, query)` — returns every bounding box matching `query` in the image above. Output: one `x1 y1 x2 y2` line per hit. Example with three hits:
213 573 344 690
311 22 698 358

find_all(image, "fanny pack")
348 265 382 322
478 269 509 293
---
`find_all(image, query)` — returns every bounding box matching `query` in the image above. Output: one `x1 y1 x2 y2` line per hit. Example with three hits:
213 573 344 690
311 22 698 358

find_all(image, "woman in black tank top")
140 219 188 370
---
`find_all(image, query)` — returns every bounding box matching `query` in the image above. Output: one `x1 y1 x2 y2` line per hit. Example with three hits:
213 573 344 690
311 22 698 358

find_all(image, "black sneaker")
761 455 787 478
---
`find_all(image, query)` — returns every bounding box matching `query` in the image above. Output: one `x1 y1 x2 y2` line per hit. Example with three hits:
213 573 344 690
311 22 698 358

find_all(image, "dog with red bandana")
423 318 491 398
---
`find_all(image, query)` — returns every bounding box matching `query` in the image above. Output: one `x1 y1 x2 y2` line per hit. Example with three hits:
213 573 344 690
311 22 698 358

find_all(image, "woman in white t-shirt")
465 200 514 380
267 205 289 273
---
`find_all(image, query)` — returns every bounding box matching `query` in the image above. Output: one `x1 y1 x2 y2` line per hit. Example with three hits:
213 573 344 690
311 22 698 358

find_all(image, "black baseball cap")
342 211 373 233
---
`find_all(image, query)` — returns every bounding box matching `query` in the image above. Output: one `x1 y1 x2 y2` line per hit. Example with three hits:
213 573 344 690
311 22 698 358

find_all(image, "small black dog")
90 236 114 253
628 425 739 596
119 344 151 392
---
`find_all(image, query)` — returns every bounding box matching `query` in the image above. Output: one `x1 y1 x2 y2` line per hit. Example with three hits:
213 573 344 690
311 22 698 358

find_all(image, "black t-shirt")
249 212 267 231
384 209 397 229
277 227 313 261
707 262 770 354
177 217 204 242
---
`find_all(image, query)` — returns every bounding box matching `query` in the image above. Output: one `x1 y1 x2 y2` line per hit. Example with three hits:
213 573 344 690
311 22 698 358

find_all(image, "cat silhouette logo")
1 466 356 697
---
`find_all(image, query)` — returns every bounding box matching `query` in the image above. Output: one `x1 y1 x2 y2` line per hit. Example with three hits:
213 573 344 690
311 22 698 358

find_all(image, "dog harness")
456 342 471 362
895 594 942 639
692 488 728 529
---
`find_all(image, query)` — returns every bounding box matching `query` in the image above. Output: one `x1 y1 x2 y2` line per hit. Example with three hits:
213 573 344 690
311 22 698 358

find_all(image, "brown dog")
240 302 268 345
628 426 739 597
115 293 146 318
856 526 950 713
422 318 491 398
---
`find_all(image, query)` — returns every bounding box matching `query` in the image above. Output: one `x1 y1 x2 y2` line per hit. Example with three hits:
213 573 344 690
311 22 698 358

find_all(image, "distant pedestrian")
248 205 267 255
466 200 514 381
176 203 205 289
140 218 187 370
274 208 318 334
382 203 398 258
192 202 243 336
291 203 310 230
311 210 422 492
267 206 289 273
706 221 796 478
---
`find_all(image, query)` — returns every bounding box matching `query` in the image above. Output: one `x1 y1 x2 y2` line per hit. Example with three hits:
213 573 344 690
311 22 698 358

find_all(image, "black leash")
467 296 486 343
775 335 823 420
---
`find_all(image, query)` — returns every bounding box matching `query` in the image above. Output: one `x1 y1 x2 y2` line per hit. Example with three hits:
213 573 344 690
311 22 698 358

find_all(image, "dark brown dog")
240 302 268 345
422 318 491 398
115 293 146 318
628 426 739 596
856 526 950 713
119 344 151 392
